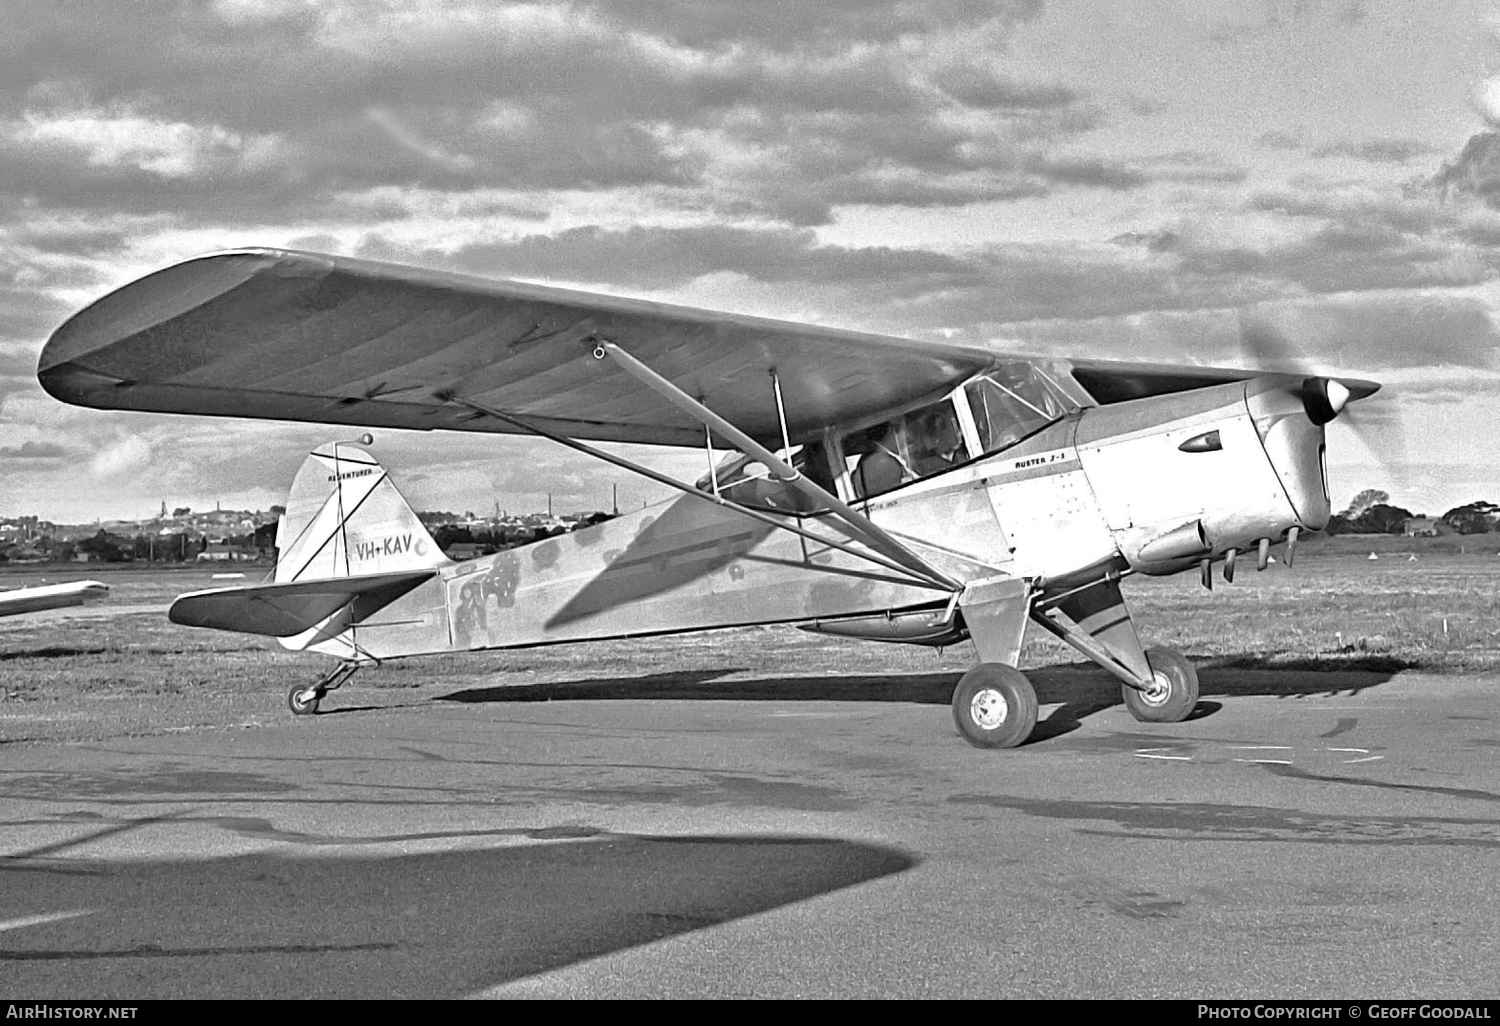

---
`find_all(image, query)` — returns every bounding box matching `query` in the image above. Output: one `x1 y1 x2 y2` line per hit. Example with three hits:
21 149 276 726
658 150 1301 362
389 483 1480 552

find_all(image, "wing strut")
445 395 957 593
591 340 962 591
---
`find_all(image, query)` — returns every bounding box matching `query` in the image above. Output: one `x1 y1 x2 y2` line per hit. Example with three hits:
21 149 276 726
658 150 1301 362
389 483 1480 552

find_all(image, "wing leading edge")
38 249 993 448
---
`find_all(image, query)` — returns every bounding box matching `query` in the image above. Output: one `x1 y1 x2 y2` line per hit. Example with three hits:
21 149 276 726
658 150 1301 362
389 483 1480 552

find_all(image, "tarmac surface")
4 669 1500 999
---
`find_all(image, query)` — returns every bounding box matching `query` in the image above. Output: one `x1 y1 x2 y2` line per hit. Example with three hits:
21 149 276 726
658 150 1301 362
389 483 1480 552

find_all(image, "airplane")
35 248 1380 748
0 579 109 618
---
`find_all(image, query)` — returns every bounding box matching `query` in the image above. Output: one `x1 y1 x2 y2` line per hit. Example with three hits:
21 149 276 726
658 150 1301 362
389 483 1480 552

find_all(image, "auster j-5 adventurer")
36 249 1379 747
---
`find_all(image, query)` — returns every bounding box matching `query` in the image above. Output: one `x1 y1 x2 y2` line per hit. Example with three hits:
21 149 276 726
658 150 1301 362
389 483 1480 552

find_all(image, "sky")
3 0 1499 523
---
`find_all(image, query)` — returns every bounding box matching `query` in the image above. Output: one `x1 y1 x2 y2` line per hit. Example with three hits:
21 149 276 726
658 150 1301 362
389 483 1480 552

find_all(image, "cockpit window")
845 397 967 499
696 442 836 515
965 363 1074 455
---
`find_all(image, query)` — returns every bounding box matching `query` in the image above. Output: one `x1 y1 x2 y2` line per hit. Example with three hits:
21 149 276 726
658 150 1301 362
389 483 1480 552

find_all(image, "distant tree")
1441 501 1499 535
1342 489 1389 519
172 506 191 518
269 504 286 517
155 532 189 561
433 525 473 548
1351 503 1415 535
77 529 129 562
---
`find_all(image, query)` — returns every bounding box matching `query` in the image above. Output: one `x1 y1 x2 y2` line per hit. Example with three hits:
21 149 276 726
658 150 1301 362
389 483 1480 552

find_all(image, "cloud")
990 292 1500 375
0 439 68 459
3 0 1497 520
1473 79 1500 129
0 0 1111 233
1257 131 1304 151
87 433 154 484
576 0 1044 52
377 224 981 296
1311 138 1434 164
1430 132 1500 209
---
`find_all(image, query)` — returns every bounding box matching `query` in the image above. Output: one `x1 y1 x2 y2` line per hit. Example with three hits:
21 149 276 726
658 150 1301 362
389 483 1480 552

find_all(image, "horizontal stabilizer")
169 569 436 637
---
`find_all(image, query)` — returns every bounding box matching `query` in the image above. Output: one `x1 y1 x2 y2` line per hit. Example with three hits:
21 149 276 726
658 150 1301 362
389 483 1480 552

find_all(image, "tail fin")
274 443 448 583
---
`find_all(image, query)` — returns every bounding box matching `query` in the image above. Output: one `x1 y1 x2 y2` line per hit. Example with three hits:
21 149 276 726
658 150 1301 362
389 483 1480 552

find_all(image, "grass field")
2 536 1497 745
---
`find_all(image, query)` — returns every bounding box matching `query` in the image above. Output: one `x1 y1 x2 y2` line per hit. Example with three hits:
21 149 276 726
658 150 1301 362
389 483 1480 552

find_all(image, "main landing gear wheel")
952 663 1039 749
287 685 321 716
1122 646 1199 723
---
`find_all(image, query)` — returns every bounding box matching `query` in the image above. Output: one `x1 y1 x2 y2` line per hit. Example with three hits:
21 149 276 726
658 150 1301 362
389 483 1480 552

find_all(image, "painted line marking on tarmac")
1132 745 1385 767
0 909 97 933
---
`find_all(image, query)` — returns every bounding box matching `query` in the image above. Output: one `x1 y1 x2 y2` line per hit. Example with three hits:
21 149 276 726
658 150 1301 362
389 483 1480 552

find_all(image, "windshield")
965 362 1075 454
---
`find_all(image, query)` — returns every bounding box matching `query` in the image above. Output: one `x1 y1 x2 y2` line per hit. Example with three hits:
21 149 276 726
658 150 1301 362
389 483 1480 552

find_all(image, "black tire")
951 663 1038 749
1121 646 1198 723
287 685 321 716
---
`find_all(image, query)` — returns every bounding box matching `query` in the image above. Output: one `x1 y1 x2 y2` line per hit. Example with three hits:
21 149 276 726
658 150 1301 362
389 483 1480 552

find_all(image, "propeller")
1236 311 1408 493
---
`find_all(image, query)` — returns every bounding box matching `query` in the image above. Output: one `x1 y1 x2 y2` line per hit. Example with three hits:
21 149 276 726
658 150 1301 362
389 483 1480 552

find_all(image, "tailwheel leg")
951 663 1039 749
1121 646 1199 723
287 661 360 717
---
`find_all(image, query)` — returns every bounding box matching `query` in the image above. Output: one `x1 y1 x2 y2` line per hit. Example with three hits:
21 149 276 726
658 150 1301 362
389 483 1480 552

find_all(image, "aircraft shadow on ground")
439 652 1410 707
1 831 915 999
436 653 1411 745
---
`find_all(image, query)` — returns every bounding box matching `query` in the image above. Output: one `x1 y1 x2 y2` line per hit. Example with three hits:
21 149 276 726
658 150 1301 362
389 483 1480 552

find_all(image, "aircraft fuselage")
283 374 1323 662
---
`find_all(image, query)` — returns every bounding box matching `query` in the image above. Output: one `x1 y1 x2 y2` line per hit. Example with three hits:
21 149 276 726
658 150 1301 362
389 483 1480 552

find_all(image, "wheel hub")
970 688 1009 730
1140 671 1172 707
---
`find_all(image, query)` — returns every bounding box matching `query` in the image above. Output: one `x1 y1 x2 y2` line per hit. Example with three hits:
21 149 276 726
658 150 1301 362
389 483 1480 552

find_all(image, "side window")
844 397 967 500
697 442 836 515
966 364 1072 455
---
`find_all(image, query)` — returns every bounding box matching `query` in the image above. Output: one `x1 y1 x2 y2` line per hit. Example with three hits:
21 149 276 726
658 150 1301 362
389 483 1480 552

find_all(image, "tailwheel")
286 661 361 717
287 685 322 716
951 663 1039 749
1122 646 1199 723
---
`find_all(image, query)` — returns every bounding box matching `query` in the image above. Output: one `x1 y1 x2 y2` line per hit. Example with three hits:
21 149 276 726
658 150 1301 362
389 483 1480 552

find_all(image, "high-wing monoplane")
0 580 109 618
37 249 1380 747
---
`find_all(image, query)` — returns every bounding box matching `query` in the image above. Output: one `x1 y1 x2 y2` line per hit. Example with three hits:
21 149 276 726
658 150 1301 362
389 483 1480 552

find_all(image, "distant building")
1403 517 1444 537
196 541 240 562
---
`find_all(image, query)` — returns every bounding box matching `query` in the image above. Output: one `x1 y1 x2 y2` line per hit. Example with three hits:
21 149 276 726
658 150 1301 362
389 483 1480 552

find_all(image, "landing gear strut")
287 661 361 716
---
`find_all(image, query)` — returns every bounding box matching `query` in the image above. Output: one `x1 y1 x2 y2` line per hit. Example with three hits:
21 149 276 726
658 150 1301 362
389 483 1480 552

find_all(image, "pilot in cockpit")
851 422 910 498
910 406 964 477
